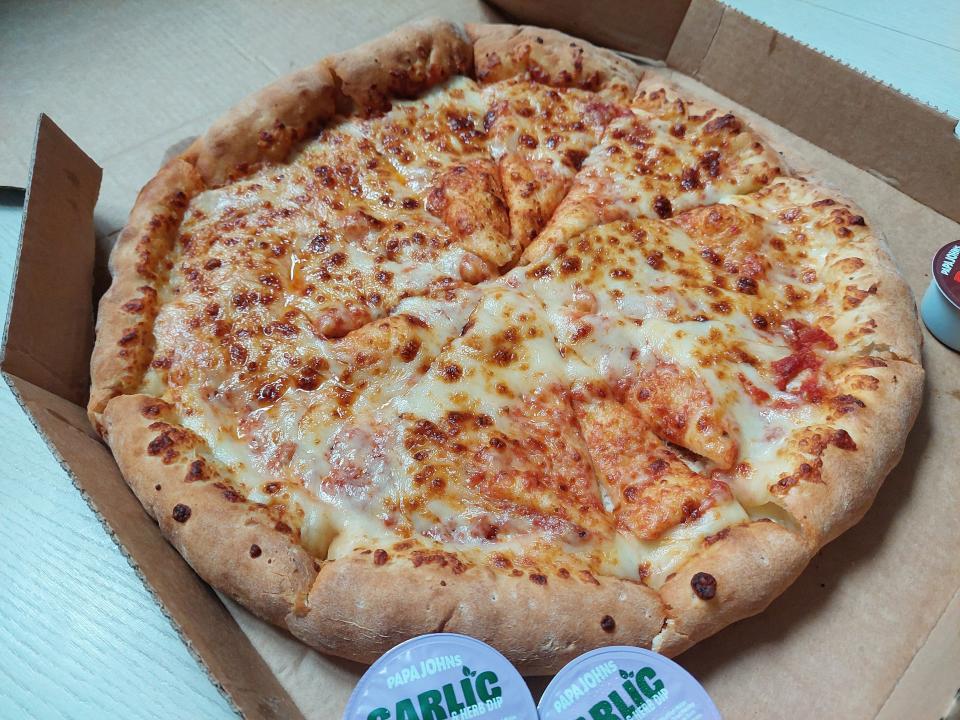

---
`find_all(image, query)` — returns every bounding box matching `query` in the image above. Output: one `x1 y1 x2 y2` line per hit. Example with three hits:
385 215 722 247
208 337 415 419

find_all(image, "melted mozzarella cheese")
600 501 750 588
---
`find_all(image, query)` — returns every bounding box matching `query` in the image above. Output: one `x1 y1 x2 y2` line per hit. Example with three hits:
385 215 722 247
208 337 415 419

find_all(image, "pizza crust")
326 19 473 115
88 159 204 431
89 19 927 671
288 550 666 674
102 393 320 625
775 358 924 547
192 60 337 187
739 176 923 366
653 520 810 656
465 23 643 101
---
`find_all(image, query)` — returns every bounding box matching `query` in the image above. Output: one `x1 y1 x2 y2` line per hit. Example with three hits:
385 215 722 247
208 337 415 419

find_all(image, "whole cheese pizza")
88 20 924 672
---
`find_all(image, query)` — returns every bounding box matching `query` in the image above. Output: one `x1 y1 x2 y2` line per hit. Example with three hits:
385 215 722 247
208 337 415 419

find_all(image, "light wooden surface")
0 3 957 719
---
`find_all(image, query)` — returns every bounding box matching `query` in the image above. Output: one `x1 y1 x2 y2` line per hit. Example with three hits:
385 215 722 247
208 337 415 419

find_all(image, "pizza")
88 20 924 673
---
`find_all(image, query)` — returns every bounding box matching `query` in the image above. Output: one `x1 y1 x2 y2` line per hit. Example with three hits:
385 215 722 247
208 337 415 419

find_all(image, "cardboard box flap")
3 373 304 720
486 0 692 60
669 0 960 224
1 115 100 406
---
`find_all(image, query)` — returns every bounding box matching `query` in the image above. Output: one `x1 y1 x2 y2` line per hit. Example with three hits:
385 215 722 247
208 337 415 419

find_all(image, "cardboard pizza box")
2 1 959 718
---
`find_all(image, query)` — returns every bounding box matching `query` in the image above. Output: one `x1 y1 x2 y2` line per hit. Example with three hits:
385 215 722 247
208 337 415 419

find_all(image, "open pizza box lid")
2 1 958 717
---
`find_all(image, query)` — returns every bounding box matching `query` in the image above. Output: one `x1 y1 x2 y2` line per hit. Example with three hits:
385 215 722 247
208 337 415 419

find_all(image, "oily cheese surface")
90 20 923 670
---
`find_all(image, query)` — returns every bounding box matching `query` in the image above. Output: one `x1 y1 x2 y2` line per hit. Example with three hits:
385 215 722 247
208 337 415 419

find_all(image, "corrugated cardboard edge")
667 0 960 224
0 117 304 720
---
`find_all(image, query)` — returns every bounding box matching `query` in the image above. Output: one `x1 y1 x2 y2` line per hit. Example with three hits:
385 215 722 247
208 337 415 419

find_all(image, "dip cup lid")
931 240 960 311
344 633 537 720
537 646 720 720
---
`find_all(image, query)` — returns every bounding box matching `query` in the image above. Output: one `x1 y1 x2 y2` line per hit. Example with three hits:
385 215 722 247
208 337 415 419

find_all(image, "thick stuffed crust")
290 552 666 673
327 19 473 115
90 20 925 670
192 60 337 187
88 159 204 431
653 521 810 656
102 394 319 626
465 23 643 101
776 359 923 546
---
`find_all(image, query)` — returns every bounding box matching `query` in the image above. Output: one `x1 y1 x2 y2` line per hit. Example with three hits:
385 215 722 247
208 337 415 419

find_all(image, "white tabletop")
1 2 957 718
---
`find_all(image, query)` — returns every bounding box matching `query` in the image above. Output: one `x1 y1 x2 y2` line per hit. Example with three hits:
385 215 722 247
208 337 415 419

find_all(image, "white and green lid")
537 646 720 720
344 633 538 720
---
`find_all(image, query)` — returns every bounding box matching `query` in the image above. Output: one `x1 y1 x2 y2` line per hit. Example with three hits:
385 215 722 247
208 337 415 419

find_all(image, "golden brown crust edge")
88 159 204 432
102 393 319 626
326 19 473 116
288 554 667 674
778 359 924 547
192 60 338 187
465 22 643 101
653 521 810 656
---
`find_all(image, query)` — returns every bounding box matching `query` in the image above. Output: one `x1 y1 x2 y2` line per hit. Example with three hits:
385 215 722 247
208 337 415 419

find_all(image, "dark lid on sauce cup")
537 646 720 720
343 633 537 720
921 240 960 351
932 241 960 310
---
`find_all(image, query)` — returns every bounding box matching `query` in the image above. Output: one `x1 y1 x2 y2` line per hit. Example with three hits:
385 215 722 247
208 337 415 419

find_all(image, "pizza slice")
176 125 500 343
521 76 783 263
572 388 749 586
482 78 629 249
368 282 614 552
145 283 484 561
720 177 922 365
522 177 921 554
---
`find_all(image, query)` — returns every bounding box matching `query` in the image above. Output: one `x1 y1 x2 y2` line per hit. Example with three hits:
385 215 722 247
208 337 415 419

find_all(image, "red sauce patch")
737 373 770 404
